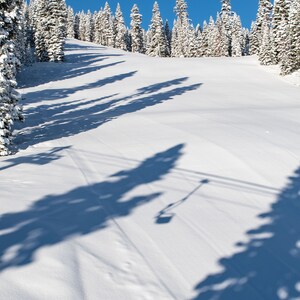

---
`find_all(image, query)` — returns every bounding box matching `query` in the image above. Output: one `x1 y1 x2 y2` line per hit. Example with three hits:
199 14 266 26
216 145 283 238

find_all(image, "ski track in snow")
0 39 300 300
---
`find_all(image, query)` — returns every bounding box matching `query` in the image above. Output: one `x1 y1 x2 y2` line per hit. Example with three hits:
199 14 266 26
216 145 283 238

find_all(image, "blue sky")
66 0 258 29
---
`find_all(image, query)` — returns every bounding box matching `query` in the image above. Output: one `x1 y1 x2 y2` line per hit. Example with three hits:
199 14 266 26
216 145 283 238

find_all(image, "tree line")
0 0 299 156
70 0 249 58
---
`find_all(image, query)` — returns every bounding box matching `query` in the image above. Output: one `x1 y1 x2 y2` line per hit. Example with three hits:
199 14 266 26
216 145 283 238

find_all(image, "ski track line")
63 143 178 300
67 240 87 300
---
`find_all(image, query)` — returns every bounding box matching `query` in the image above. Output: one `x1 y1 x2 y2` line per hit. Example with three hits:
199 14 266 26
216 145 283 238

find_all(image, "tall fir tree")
231 14 243 57
130 4 144 53
220 0 233 56
173 0 191 57
194 24 203 57
78 12 86 41
146 2 167 57
114 3 127 51
85 10 93 42
200 20 209 56
66 6 75 38
164 20 172 56
249 21 259 55
0 0 24 155
259 25 276 65
74 13 80 39
33 0 67 62
102 2 114 47
273 0 291 63
33 0 49 61
46 0 67 61
242 28 250 56
171 19 179 57
253 0 273 54
280 0 300 75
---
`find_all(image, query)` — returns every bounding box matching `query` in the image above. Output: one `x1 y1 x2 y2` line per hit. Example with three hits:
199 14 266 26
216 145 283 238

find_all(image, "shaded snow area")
1 39 300 300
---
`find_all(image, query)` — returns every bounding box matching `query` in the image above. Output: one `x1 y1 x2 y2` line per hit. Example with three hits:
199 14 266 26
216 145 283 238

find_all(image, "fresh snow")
1 39 300 300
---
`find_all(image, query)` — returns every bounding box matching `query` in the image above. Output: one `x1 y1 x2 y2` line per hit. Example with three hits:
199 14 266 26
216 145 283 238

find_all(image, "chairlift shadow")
155 179 210 224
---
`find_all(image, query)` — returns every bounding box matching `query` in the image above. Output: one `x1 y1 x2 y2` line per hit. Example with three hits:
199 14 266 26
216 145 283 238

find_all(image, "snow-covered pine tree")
25 1 35 48
130 4 144 53
207 16 219 57
79 12 86 41
186 26 199 58
173 0 191 57
85 10 93 42
146 2 167 57
259 24 276 65
90 11 95 42
242 28 250 56
0 0 24 155
249 21 259 55
45 0 67 62
143 29 148 52
33 0 67 62
194 24 203 57
164 20 172 56
23 2 35 64
280 0 300 75
67 6 75 38
220 0 232 56
74 13 80 39
288 0 300 73
231 14 243 57
94 10 102 44
33 0 49 61
114 3 127 51
253 0 273 54
14 1 28 65
125 28 132 51
215 13 229 57
171 19 179 57
273 0 291 63
200 20 209 56
102 2 114 47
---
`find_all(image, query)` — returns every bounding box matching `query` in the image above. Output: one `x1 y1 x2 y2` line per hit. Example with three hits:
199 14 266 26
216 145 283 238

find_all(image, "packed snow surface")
1 39 300 300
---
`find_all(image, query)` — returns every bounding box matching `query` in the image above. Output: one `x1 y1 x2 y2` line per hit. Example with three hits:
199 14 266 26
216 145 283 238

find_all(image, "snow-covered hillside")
1 39 300 300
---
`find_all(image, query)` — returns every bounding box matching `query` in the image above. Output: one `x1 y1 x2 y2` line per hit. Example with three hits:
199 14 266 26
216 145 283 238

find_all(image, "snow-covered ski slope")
1 39 300 300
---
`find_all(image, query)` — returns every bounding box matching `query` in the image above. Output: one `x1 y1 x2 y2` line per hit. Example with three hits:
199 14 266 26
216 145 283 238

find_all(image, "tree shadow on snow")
0 146 71 171
15 77 201 150
193 167 300 300
16 42 125 89
0 144 184 272
64 42 124 54
21 70 136 104
17 54 125 90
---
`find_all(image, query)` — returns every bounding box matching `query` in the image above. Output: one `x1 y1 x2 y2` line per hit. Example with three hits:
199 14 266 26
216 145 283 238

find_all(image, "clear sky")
65 0 258 29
